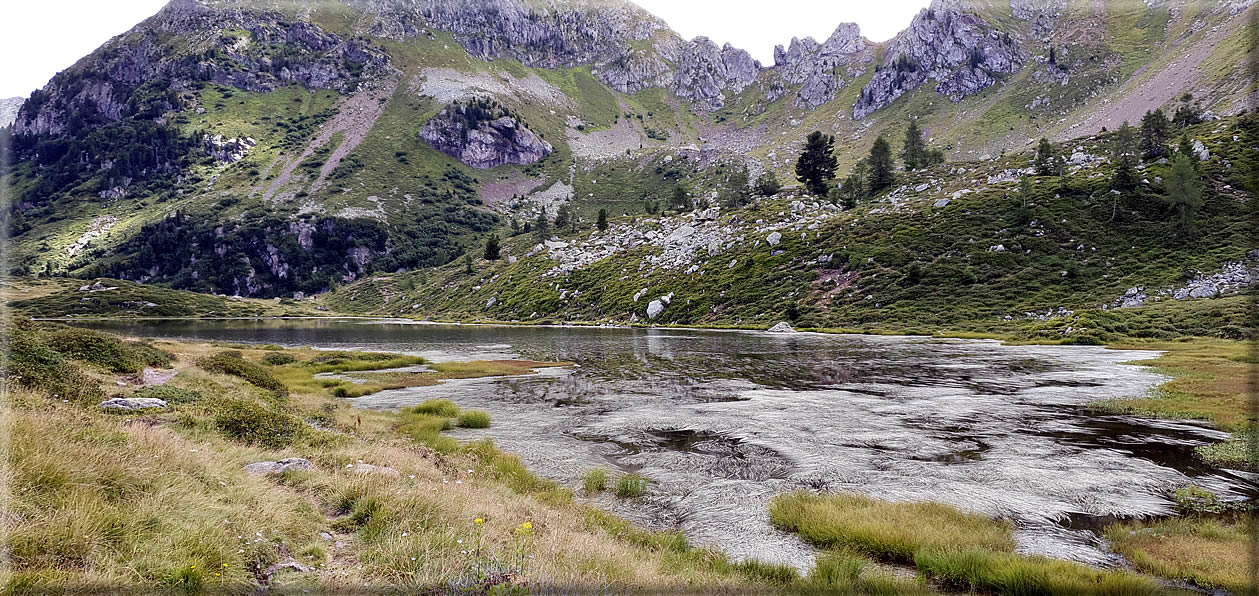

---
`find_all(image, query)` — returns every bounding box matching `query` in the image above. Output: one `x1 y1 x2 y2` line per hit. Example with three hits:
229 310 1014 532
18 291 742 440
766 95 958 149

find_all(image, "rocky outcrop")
853 3 1021 119
772 23 872 107
667 38 761 110
13 0 389 137
419 101 553 169
0 97 22 128
202 134 256 163
100 397 169 411
244 458 316 476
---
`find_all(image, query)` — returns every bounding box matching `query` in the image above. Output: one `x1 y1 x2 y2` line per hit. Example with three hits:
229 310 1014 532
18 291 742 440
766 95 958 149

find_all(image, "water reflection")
74 319 1257 570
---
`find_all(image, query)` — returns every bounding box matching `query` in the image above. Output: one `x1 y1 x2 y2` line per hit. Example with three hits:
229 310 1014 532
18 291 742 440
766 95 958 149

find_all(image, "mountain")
1 0 1255 330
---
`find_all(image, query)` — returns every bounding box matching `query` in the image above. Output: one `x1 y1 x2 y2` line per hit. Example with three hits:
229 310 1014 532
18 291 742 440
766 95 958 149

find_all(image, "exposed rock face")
667 38 761 110
203 134 256 163
13 0 389 137
772 23 871 107
853 3 1021 119
0 97 22 128
419 101 553 169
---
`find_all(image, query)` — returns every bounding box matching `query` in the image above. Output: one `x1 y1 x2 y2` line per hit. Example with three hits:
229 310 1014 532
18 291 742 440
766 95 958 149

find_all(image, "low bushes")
198 351 288 397
44 326 174 374
212 399 302 448
261 352 297 366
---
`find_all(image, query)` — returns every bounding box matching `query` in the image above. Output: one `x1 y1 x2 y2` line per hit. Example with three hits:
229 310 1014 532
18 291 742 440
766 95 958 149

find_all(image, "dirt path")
264 78 398 201
1054 11 1247 141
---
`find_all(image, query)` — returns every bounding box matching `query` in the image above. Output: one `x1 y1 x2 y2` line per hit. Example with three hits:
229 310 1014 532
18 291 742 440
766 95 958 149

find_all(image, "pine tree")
1034 138 1056 176
795 131 838 196
533 212 549 242
840 160 868 209
754 171 781 196
483 234 500 260
719 163 751 207
670 184 691 211
867 136 896 193
597 208 608 231
553 205 570 229
1110 121 1138 192
463 254 474 275
901 120 927 171
1139 109 1170 159
1161 153 1204 237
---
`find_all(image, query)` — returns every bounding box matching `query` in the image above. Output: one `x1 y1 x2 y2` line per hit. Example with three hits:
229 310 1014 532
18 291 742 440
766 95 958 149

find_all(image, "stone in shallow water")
100 397 168 411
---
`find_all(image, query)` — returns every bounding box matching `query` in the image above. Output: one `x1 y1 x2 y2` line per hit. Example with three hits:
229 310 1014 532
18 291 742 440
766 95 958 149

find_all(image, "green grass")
197 351 289 398
411 399 460 417
456 409 491 429
1104 516 1252 593
583 468 609 494
770 492 1161 594
614 473 648 498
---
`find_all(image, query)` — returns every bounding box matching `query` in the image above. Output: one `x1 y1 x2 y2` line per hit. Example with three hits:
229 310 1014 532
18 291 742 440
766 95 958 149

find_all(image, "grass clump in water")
583 468 608 494
456 409 491 428
769 492 1014 560
771 491 1159 594
614 473 648 498
411 399 459 417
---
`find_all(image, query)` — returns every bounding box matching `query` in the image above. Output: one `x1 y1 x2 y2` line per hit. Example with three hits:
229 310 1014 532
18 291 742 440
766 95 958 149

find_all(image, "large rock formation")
419 100 553 169
13 0 389 137
853 2 1021 119
771 23 872 108
667 38 761 110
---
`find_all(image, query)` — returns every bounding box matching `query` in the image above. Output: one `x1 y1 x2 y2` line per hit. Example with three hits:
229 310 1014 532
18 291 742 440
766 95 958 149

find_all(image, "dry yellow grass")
1105 517 1251 593
1 334 772 593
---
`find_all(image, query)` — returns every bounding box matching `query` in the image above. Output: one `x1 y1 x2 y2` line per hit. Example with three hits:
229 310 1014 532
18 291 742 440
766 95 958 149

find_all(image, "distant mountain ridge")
1 0 1254 302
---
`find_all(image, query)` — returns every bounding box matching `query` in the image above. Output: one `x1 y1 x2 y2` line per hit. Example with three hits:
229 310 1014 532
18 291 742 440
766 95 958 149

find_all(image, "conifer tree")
867 136 896 193
795 131 838 196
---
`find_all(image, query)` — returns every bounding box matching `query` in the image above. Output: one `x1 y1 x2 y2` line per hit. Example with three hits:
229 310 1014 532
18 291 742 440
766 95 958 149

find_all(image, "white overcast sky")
0 0 929 99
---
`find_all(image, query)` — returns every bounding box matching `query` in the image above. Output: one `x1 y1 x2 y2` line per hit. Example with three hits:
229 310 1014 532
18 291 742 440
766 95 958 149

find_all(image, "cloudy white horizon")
0 0 930 99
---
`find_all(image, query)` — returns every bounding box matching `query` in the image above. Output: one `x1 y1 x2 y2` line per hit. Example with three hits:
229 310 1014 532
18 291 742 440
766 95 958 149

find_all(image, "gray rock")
766 231 783 246
1192 139 1210 162
767 321 796 333
934 198 951 207
420 102 552 169
853 8 1021 119
100 397 168 411
244 458 315 476
646 299 665 319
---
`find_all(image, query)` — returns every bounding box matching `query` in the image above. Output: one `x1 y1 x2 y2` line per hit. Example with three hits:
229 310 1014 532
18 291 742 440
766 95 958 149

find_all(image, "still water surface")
76 318 1255 570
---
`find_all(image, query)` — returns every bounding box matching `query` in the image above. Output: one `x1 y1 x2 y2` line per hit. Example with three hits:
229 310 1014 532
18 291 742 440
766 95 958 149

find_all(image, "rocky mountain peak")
770 23 871 108
853 5 1021 119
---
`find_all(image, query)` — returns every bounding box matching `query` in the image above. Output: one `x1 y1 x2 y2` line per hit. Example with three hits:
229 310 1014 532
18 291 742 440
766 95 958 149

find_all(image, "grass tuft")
456 409 491 428
583 468 609 494
614 473 648 498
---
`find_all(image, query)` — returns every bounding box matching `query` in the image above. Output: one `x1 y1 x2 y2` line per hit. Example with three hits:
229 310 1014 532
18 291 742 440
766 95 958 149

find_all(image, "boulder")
419 102 553 169
646 299 665 319
100 397 168 411
767 322 797 333
766 231 783 246
244 458 315 476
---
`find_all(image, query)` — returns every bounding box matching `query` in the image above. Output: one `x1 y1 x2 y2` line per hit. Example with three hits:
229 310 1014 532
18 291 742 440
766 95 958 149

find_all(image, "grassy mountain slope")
2 0 1252 304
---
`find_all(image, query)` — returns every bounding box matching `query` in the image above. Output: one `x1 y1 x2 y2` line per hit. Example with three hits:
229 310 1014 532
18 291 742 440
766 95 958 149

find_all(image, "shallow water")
77 319 1256 570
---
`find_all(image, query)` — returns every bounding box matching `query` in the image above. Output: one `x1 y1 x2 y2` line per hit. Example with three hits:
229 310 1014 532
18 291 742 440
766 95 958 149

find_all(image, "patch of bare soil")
1055 12 1248 140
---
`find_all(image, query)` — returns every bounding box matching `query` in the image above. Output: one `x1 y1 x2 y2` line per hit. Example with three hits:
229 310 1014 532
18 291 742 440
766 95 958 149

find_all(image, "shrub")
130 385 202 405
261 352 296 366
614 473 648 498
198 352 288 397
212 399 302 448
410 399 459 417
44 327 173 373
583 468 609 494
456 409 491 428
4 321 104 404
